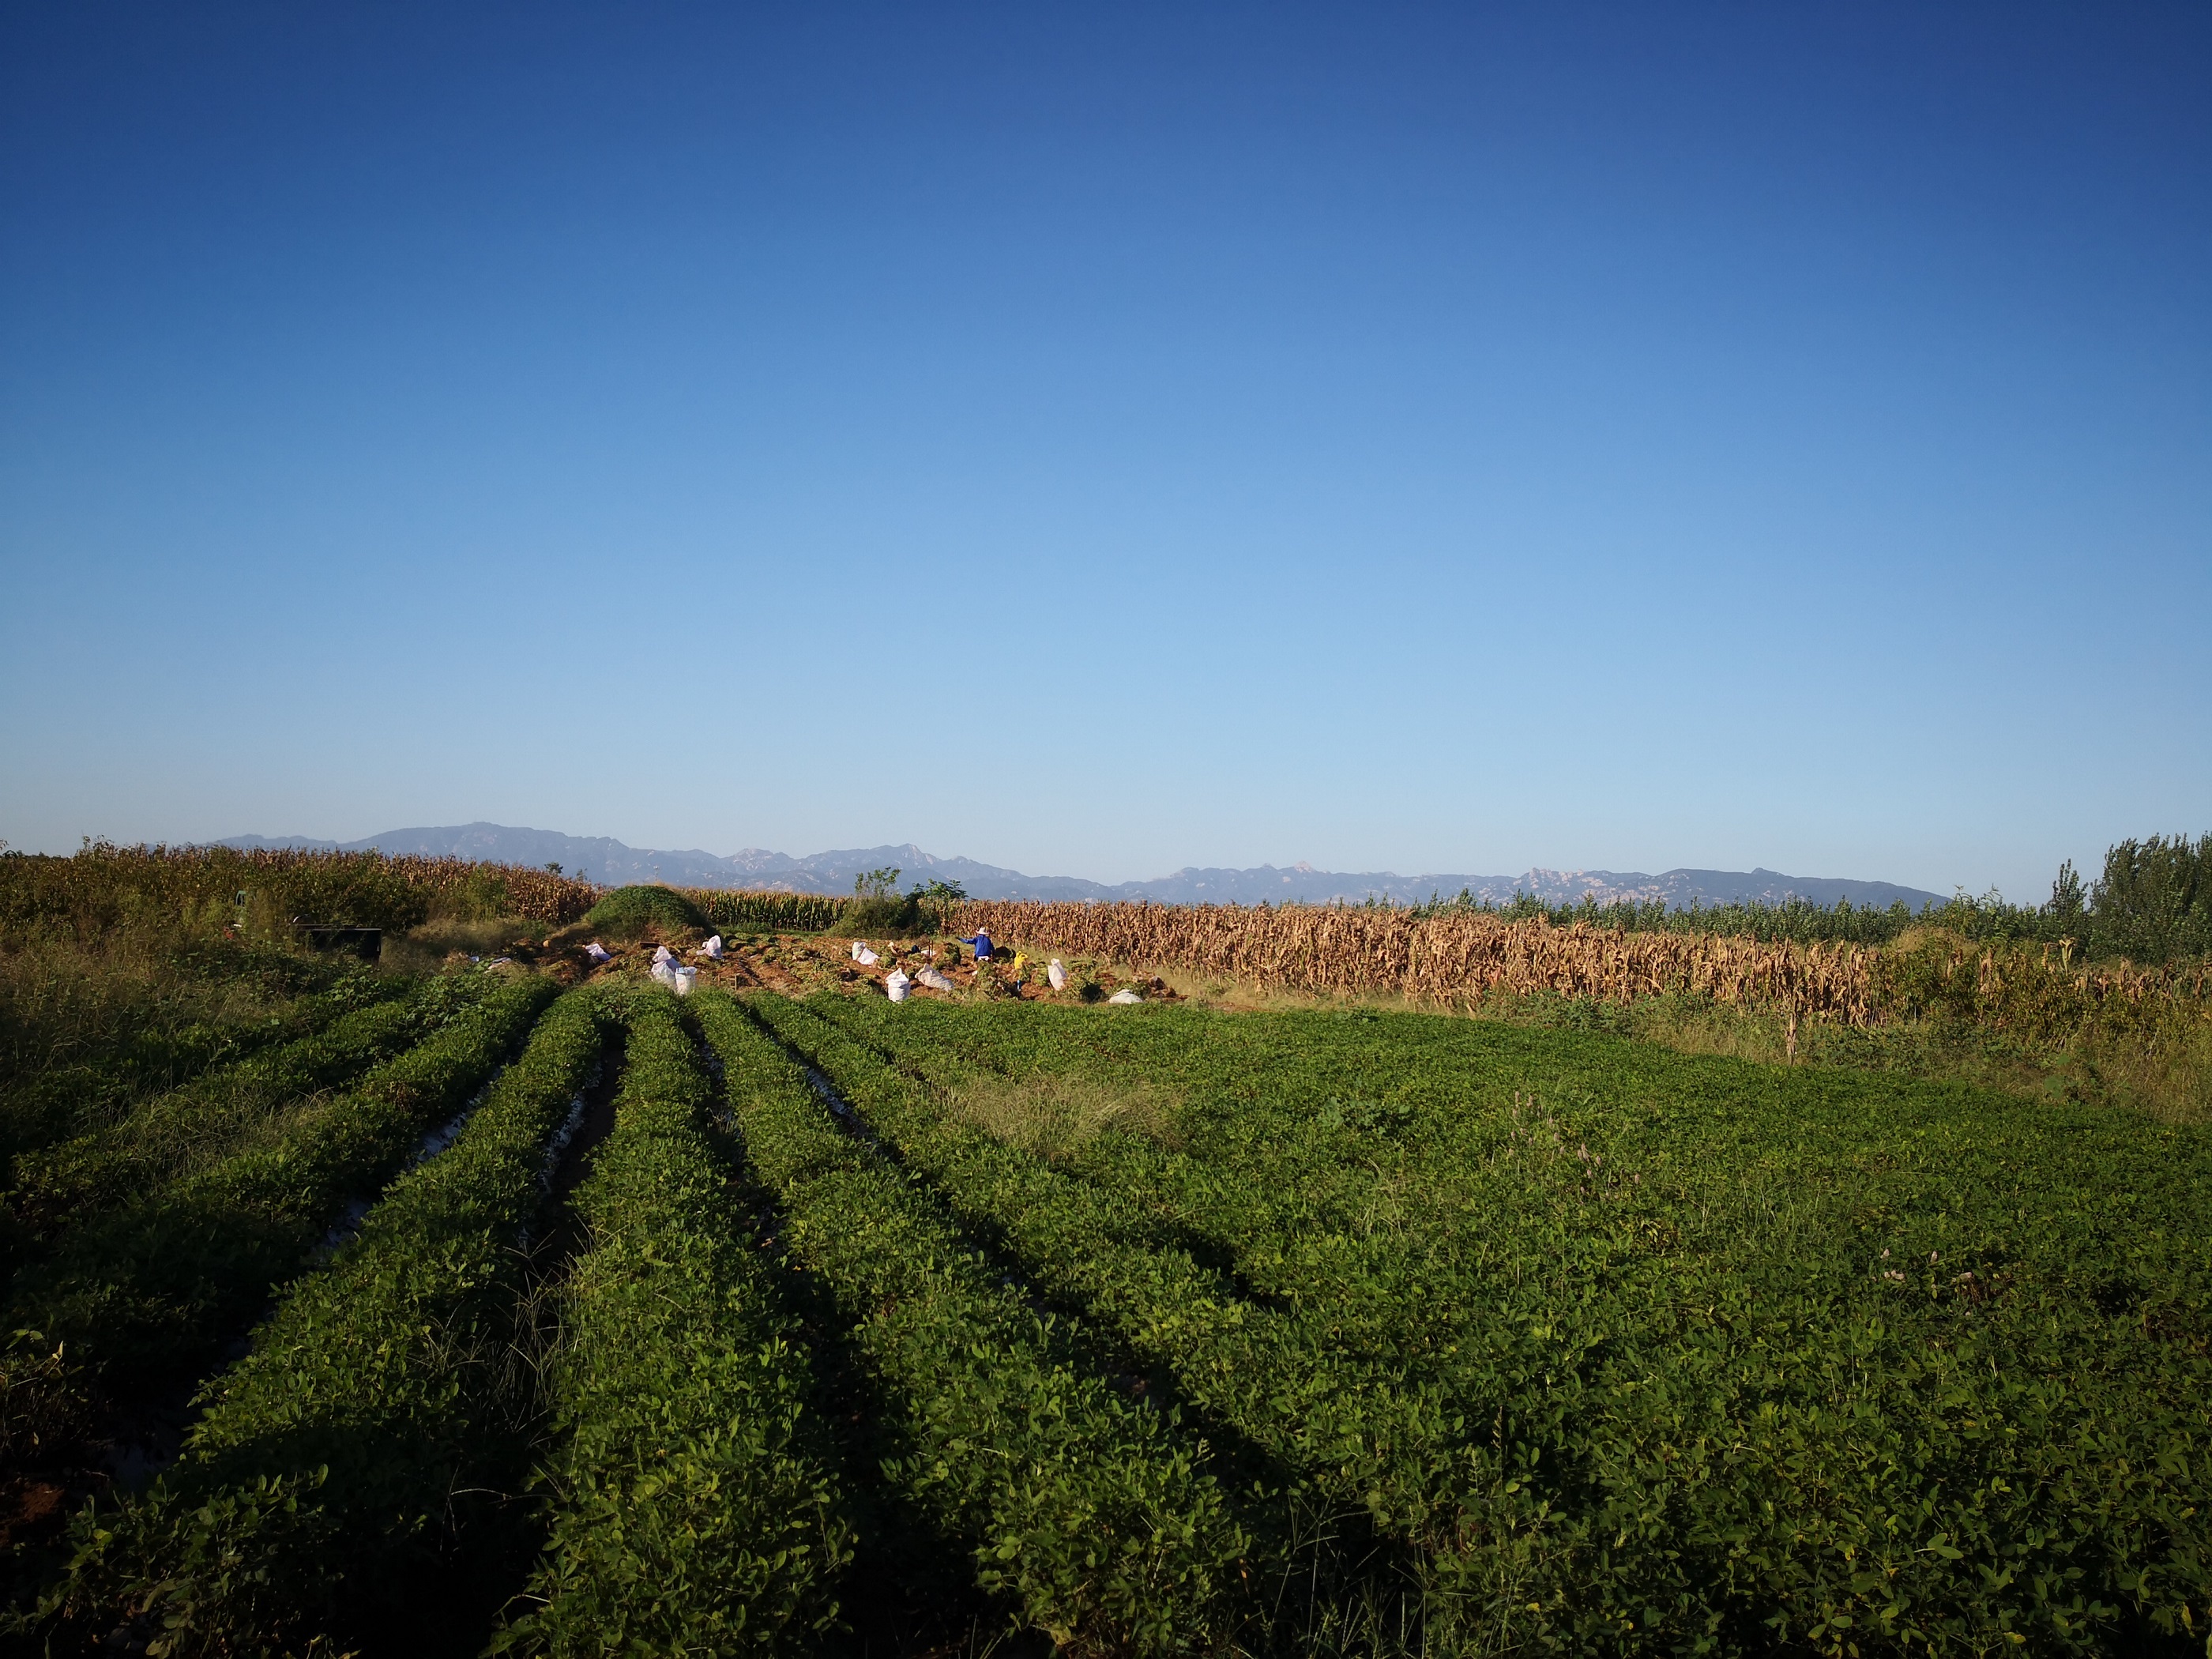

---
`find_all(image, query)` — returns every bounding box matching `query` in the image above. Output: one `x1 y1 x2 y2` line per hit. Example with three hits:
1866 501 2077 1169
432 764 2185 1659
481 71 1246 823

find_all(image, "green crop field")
0 856 2206 1656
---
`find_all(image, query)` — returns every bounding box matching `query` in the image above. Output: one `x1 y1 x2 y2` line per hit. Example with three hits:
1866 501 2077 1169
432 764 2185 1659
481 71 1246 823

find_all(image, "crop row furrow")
0 967 408 1183
749 997 1500 1544
9 976 558 1394
806 995 1502 1346
8 970 491 1242
496 985 851 1656
32 984 613 1655
800 994 2212 1655
697 991 1253 1657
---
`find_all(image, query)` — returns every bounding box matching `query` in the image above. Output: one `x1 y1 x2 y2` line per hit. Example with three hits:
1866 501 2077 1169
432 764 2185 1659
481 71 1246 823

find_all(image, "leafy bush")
2088 833 2210 964
833 893 919 935
580 884 709 937
497 988 851 1654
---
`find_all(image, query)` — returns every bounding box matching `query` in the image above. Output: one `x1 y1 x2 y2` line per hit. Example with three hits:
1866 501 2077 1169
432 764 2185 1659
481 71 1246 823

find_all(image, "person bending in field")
959 930 994 960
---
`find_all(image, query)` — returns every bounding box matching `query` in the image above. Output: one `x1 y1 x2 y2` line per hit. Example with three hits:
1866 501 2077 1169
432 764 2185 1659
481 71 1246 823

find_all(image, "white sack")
885 969 912 1003
698 935 724 960
1108 988 1145 1004
1048 958 1067 991
917 966 954 991
674 965 698 997
585 942 611 963
855 945 880 967
653 945 675 965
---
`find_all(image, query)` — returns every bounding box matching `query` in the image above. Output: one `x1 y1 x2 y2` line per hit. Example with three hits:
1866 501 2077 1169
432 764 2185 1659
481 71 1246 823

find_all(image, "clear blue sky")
3 3 2206 898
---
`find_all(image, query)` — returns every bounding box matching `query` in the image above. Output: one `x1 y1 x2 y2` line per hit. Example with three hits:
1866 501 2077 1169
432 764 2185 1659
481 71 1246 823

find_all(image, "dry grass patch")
943 1071 1183 1162
379 915 544 976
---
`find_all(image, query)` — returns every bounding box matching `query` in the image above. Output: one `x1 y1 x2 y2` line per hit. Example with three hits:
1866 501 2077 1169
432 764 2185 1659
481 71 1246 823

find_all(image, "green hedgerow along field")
0 841 2206 1656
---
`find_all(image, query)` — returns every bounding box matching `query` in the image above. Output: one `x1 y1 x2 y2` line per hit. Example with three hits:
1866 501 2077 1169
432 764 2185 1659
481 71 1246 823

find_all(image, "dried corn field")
953 900 1875 1020
674 886 847 933
0 845 601 932
949 900 2210 1031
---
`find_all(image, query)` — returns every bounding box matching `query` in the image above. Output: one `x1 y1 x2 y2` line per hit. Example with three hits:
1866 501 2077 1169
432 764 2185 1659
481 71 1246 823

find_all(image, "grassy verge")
1116 965 2212 1123
1463 979 2212 1123
494 986 851 1656
697 991 1253 1656
1055 950 2212 1124
20 987 611 1656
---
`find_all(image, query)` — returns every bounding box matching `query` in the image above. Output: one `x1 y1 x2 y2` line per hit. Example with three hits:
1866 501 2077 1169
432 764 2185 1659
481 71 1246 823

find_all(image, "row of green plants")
9 957 2202 1653
752 994 1465 1639
1405 833 2210 964
698 992 1256 1655
1 976 495 1479
810 997 1479 1355
811 993 1913 1652
9 976 556 1404
24 986 614 1655
777 995 1564 1642
5 972 483 1252
0 961 401 1184
806 993 2212 1654
500 987 852 1654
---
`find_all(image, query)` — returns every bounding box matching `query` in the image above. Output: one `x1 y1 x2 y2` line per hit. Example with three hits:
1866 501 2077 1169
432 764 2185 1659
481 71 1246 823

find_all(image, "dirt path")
554 930 1179 1008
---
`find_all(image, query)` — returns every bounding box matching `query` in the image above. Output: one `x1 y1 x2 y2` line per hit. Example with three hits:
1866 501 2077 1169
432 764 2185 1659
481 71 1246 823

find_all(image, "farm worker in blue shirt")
961 931 994 960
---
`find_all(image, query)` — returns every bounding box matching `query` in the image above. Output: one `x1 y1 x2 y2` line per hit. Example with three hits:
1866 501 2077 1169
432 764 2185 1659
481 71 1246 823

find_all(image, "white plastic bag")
673 965 698 997
885 969 912 1003
917 966 954 991
1108 988 1144 1005
854 944 880 967
653 945 675 965
698 935 724 960
650 959 679 988
1048 958 1067 991
585 942 611 963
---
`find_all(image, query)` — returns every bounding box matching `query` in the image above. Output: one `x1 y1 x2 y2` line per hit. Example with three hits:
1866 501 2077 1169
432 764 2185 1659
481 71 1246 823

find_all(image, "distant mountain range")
218 822 1951 911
